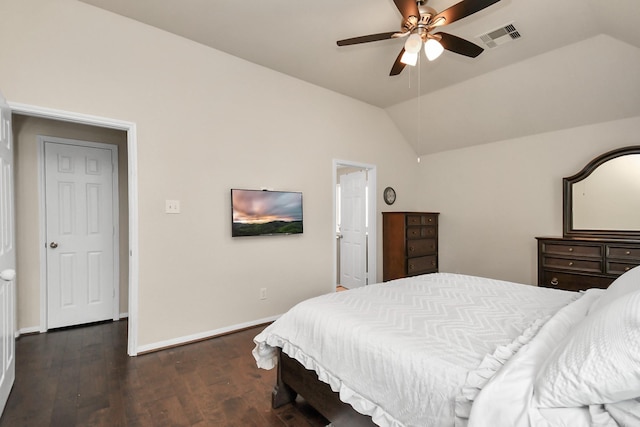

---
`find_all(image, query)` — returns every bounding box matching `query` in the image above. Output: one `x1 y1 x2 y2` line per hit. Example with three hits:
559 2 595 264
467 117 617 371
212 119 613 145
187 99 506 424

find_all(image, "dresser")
536 237 640 291
383 212 439 282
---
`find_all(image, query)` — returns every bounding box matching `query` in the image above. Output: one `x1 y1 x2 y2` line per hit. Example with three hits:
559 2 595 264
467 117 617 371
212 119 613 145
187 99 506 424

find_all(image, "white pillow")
589 264 640 314
534 289 640 408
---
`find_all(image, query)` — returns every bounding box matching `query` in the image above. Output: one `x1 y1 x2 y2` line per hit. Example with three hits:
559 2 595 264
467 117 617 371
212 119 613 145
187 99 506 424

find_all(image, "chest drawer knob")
568 247 574 252
626 251 631 255
409 246 414 252
625 266 631 271
550 277 559 286
568 261 574 266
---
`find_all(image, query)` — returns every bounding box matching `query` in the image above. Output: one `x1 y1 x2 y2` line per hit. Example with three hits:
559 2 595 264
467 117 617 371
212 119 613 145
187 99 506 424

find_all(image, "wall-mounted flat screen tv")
231 189 303 237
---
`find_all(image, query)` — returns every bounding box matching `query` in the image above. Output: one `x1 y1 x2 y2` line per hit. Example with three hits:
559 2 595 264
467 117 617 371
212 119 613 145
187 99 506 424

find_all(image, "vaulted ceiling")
79 0 640 155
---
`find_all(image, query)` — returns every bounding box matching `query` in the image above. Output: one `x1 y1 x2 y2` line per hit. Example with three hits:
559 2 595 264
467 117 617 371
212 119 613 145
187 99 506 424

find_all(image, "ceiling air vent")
478 23 521 49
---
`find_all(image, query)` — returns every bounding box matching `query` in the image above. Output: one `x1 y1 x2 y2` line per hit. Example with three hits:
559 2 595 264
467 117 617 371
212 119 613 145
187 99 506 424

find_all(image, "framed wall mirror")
563 145 640 239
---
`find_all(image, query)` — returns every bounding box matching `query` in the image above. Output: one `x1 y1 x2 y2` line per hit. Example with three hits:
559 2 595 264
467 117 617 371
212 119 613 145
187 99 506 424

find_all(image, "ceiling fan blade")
393 0 420 21
437 32 484 58
337 32 398 46
390 48 407 76
432 0 501 27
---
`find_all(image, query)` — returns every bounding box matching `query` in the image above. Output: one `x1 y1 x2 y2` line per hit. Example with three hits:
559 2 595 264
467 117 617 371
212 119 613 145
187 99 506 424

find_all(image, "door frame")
332 159 377 288
10 102 140 356
38 136 120 330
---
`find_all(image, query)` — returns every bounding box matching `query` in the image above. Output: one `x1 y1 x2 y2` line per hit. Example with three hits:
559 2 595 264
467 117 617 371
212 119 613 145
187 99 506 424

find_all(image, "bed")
252 271 640 426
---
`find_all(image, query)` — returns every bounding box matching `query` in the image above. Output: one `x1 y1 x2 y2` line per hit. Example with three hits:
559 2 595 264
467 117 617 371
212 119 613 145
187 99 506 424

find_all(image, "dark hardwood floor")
0 320 328 427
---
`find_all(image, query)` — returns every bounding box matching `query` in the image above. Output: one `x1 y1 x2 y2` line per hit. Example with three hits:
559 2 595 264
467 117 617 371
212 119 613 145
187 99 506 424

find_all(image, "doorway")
333 160 377 289
10 103 139 356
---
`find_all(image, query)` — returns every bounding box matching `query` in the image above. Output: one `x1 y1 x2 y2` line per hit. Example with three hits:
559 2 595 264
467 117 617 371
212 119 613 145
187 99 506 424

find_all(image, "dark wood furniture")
538 145 640 291
273 350 375 427
536 237 640 291
382 212 439 282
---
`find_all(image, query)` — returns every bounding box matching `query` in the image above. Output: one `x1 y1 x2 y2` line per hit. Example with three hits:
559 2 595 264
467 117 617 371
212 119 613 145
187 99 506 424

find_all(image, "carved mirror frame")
563 145 640 239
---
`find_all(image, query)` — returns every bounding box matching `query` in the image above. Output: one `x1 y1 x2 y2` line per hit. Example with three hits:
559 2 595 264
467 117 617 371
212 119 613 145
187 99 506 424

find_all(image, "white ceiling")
78 0 640 155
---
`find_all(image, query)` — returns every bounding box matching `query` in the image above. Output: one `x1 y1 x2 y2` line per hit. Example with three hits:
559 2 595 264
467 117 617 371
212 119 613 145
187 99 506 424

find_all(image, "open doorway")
333 160 377 290
10 103 139 356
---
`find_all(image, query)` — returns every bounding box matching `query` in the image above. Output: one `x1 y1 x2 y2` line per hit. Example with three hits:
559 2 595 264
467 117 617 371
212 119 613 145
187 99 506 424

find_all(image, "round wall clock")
383 187 396 205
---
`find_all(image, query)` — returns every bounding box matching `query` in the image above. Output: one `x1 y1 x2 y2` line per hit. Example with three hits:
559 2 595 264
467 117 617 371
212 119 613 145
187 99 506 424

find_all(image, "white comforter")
253 273 579 427
469 288 640 427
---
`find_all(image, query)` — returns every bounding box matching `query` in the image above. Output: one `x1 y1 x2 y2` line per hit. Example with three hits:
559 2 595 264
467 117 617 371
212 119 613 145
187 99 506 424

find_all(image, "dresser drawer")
537 237 640 292
384 212 439 282
407 255 437 275
406 226 437 240
406 239 436 257
607 245 640 261
406 214 437 226
540 270 612 292
606 261 640 276
542 256 602 274
541 242 602 258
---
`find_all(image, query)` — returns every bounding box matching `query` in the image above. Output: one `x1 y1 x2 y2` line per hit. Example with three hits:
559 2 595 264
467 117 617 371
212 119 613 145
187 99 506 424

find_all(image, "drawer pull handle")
432 261 436 266
550 278 559 286
409 246 414 252
625 266 631 271
568 247 574 252
626 251 631 255
568 262 574 266
409 264 414 269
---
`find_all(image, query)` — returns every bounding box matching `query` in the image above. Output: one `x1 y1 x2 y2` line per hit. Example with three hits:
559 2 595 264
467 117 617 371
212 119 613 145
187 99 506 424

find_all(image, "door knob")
0 269 15 281
50 242 58 249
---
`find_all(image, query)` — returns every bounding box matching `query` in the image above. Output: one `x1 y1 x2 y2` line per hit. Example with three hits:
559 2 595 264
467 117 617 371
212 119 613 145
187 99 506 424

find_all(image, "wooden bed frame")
272 349 377 427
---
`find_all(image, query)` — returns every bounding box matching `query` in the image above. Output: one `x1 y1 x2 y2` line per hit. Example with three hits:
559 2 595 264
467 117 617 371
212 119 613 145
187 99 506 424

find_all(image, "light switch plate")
165 199 181 214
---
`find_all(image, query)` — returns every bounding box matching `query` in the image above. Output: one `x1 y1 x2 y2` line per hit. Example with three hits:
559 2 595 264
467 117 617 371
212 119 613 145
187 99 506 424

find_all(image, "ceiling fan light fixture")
425 38 444 61
430 16 446 27
404 33 423 53
400 50 419 66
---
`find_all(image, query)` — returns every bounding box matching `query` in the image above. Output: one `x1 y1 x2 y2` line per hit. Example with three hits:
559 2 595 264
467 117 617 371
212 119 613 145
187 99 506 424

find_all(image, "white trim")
332 159 378 288
136 315 280 354
10 102 140 356
37 136 120 330
16 326 41 337
37 139 47 334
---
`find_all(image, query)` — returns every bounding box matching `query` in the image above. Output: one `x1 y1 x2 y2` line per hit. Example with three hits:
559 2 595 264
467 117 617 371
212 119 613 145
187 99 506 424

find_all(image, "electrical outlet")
260 288 267 300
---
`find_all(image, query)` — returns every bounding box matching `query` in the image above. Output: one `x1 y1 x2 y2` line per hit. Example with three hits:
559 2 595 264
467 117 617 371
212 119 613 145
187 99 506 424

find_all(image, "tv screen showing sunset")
231 189 303 236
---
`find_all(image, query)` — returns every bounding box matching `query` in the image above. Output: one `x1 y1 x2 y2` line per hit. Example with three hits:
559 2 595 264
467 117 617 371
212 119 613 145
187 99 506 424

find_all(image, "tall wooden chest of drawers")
383 212 439 282
536 237 640 291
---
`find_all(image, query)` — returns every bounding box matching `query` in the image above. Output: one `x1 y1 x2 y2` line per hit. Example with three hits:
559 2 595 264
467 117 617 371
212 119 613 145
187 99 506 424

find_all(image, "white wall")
0 0 420 349
417 116 640 285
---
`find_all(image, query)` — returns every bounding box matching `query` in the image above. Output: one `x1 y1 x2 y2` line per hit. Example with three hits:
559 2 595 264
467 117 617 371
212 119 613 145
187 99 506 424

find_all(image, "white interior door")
339 170 367 288
45 139 117 329
0 93 16 414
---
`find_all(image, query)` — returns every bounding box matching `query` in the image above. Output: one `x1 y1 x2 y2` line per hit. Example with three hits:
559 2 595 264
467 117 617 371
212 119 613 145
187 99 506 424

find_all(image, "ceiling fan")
336 0 502 76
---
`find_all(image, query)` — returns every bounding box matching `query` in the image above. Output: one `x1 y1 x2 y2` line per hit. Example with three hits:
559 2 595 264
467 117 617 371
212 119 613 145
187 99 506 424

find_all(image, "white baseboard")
135 314 281 355
18 314 129 337
16 326 41 337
